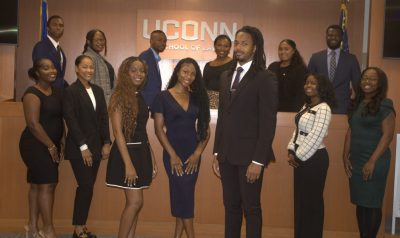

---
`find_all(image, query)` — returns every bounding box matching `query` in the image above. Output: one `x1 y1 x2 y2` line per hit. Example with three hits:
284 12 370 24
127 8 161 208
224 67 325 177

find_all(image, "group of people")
18 14 395 238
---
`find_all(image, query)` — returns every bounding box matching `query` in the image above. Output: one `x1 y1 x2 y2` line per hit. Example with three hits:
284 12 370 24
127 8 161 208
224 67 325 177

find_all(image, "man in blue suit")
308 24 360 114
32 15 68 89
139 30 167 108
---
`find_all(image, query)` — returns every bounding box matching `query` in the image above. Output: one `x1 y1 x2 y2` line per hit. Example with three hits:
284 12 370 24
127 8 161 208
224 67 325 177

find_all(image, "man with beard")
213 26 278 238
139 30 167 108
32 15 68 89
308 24 361 114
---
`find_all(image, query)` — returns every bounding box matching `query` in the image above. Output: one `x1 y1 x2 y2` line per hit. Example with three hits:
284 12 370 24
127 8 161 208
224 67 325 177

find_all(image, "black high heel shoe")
83 227 97 238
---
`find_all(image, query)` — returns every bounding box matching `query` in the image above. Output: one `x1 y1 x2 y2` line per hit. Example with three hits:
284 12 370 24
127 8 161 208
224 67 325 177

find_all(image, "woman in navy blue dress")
152 58 210 238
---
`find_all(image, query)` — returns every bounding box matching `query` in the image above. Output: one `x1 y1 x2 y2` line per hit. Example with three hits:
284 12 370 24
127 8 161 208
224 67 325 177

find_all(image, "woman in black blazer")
63 55 111 238
268 39 308 112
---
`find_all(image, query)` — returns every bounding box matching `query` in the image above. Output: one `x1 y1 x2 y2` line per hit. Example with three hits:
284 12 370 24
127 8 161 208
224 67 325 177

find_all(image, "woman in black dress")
152 58 210 238
106 56 157 238
63 55 111 238
268 39 308 112
203 34 234 109
19 58 64 238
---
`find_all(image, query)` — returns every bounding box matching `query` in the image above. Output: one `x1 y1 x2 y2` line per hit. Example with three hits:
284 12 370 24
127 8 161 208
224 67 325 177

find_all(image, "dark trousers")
70 158 101 225
219 161 264 238
294 148 329 238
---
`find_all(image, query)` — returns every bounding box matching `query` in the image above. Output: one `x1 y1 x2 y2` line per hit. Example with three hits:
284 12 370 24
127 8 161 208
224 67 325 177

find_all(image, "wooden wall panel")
368 1 400 236
2 0 398 237
15 0 365 100
0 103 358 234
0 45 15 101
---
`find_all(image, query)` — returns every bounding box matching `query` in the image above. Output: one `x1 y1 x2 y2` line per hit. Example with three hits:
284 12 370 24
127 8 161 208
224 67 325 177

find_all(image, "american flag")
339 0 349 53
40 0 48 40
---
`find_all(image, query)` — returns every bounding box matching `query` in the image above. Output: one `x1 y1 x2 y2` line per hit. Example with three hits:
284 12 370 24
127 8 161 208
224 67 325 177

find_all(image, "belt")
299 131 308 136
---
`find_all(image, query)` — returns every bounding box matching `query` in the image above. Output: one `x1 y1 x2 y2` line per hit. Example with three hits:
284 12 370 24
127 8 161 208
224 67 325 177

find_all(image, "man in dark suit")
212 26 278 238
32 15 68 89
308 24 361 114
139 30 167 107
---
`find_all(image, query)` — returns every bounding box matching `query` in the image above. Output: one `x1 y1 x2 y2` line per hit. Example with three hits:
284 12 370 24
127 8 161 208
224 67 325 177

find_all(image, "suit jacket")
139 48 162 107
32 37 68 89
84 46 114 103
213 65 278 166
308 49 361 114
63 79 110 160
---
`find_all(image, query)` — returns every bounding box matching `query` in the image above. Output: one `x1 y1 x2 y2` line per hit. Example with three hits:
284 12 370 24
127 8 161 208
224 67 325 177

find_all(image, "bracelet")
48 144 57 151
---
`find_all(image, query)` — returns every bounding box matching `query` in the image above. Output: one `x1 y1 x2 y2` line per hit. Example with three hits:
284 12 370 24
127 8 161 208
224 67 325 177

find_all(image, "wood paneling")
14 0 365 100
0 102 358 234
1 0 398 237
368 1 400 237
0 45 15 101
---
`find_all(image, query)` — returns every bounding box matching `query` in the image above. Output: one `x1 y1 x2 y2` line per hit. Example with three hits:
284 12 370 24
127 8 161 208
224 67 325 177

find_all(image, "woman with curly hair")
287 73 336 238
106 56 157 238
152 57 210 238
343 67 395 238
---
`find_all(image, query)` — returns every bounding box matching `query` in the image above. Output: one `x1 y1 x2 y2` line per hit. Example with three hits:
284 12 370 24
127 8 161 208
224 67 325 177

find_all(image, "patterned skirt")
207 90 219 109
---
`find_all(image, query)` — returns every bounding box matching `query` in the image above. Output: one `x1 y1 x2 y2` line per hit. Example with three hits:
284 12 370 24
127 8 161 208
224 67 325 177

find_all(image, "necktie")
56 45 61 60
57 45 63 70
329 51 336 81
231 67 244 91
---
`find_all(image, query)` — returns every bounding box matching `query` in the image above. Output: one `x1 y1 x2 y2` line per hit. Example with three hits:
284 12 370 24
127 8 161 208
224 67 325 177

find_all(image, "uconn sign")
137 10 243 60
142 19 238 41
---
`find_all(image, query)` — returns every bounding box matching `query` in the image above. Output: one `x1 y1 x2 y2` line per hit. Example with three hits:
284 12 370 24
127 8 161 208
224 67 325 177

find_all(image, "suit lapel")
76 80 97 123
333 50 345 85
45 38 62 71
322 50 329 78
220 71 233 110
92 86 104 125
228 69 255 107
149 48 162 80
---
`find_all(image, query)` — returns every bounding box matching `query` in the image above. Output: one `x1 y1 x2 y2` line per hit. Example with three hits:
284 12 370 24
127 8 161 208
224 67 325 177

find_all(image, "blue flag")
339 1 349 53
40 0 48 40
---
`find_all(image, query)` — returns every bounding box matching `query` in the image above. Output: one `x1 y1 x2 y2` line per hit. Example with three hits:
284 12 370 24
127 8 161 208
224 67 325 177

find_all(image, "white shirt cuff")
80 144 88 151
252 160 264 166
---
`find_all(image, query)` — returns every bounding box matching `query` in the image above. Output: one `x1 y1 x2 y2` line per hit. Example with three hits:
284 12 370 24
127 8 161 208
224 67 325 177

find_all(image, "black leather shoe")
72 231 88 238
85 231 97 238
82 228 96 238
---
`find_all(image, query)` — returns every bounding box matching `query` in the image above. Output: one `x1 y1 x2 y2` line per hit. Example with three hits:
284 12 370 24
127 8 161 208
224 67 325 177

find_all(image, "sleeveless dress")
19 86 64 184
152 90 200 218
106 94 153 189
349 98 395 208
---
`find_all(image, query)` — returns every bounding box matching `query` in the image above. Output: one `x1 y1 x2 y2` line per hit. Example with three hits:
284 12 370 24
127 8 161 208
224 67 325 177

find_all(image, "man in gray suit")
308 24 361 114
